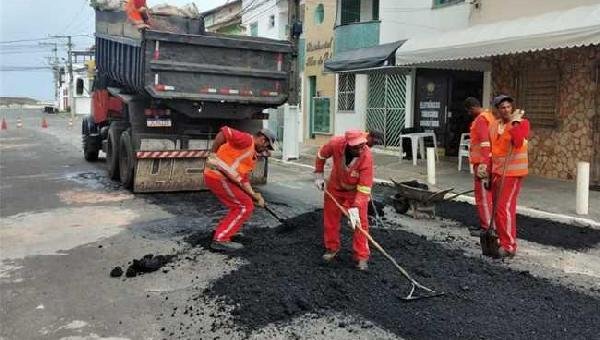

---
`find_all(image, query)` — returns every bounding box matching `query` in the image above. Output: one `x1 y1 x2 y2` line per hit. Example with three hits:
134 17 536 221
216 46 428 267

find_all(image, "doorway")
414 69 483 156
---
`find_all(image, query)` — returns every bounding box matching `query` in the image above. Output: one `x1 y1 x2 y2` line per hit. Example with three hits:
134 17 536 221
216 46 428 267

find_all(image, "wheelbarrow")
390 179 473 219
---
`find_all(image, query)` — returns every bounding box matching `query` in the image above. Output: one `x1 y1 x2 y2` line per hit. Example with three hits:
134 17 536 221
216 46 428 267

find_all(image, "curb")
270 157 600 229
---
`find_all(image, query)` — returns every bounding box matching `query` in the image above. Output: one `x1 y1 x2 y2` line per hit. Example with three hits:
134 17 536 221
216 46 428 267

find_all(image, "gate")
366 71 407 147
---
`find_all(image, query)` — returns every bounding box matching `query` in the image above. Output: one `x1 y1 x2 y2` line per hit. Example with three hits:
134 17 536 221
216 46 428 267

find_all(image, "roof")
202 0 241 16
324 40 406 73
396 4 600 66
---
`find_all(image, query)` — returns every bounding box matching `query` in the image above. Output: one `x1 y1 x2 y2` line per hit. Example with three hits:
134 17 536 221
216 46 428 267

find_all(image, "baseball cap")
345 129 367 146
492 95 514 108
259 128 277 150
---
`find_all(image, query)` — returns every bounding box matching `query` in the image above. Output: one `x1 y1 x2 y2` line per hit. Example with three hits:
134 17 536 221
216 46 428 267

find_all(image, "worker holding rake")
314 130 374 271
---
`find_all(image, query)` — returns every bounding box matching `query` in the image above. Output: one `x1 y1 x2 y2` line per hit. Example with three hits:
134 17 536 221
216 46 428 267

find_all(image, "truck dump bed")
95 10 293 117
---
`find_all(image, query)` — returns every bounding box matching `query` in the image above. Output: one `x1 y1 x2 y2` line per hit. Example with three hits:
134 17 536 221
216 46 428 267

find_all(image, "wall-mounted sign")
421 110 439 118
420 101 441 109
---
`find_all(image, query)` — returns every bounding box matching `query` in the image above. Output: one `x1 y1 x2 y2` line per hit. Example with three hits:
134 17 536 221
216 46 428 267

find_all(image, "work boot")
322 250 338 262
210 240 244 252
497 247 515 259
356 259 369 271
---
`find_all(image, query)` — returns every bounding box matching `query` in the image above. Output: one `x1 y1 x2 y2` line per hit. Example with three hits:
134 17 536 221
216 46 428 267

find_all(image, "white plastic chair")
458 133 472 173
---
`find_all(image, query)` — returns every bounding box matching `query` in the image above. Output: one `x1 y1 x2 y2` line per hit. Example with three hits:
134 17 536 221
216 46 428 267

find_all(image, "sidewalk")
274 143 600 226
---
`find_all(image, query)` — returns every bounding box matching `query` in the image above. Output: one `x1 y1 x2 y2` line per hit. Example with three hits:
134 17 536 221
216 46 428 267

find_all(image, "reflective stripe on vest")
356 185 371 195
469 110 495 164
489 121 528 177
207 140 255 182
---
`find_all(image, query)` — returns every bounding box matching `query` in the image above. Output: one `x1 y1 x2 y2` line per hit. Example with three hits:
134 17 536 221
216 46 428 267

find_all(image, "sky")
0 0 229 101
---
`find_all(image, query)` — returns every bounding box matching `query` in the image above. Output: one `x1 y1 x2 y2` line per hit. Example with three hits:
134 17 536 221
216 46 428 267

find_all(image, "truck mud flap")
133 151 268 193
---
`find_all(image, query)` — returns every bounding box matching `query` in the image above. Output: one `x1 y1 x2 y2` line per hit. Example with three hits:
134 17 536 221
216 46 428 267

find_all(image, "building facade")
203 0 244 35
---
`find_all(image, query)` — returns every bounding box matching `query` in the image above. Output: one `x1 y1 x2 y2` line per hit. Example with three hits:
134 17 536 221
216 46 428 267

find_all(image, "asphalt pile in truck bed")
182 210 600 339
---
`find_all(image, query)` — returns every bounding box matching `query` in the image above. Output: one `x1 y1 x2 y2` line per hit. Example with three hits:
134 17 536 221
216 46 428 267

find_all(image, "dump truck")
82 9 293 192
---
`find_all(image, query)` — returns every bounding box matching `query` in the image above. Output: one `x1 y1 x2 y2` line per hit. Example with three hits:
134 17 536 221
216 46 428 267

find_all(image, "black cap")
492 95 514 108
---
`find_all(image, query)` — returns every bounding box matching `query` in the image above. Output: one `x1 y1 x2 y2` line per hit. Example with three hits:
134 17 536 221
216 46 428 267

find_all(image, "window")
269 15 275 28
250 22 258 36
372 0 379 21
432 0 464 8
76 78 84 96
341 0 361 24
337 73 355 111
517 67 560 128
314 4 324 24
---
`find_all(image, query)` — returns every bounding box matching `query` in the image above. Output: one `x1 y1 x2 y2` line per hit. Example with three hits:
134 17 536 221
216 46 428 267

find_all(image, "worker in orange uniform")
204 126 276 252
314 130 374 271
126 0 150 30
489 95 529 258
464 97 495 236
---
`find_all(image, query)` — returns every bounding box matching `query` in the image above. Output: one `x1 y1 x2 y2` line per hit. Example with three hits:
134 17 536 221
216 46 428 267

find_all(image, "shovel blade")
480 229 499 257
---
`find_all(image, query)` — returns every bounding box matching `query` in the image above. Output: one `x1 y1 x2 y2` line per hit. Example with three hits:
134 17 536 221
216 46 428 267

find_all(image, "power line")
0 35 91 44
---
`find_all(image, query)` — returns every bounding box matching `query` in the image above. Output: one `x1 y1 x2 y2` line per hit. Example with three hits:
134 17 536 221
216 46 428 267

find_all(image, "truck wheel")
106 126 121 180
119 130 135 190
82 118 99 162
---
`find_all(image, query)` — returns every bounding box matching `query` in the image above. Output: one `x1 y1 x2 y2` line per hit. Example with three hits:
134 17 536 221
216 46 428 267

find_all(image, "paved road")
1 109 599 340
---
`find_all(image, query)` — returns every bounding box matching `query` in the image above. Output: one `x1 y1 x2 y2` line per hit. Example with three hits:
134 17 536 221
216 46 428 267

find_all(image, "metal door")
366 71 407 147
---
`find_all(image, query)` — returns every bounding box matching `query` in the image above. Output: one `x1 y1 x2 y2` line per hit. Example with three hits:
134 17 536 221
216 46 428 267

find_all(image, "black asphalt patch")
183 210 600 339
374 184 600 251
436 200 600 251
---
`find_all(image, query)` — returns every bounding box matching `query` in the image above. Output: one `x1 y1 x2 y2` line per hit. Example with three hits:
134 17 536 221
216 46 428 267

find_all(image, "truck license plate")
147 119 172 127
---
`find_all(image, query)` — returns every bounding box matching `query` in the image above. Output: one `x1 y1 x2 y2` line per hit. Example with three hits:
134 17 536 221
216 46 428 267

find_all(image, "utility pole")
50 35 74 119
40 42 60 108
287 0 300 106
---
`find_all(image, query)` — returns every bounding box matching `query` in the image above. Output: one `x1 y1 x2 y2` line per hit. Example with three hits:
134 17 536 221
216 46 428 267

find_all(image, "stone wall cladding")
492 46 600 180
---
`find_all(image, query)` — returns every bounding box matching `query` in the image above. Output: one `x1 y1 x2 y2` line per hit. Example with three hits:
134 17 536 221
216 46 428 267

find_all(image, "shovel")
325 189 444 301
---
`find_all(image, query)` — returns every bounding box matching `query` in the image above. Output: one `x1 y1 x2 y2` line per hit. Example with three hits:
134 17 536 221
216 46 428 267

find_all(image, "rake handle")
324 189 432 291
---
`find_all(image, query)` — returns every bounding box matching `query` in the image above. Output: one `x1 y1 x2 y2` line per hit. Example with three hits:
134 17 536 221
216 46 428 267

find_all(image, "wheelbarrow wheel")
392 196 410 214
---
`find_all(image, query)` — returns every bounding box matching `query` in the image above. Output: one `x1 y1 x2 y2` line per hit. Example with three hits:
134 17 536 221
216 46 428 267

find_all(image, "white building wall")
241 0 288 39
334 74 368 134
379 0 471 44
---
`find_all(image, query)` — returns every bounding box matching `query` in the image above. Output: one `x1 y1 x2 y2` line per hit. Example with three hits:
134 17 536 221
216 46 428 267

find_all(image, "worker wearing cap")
314 130 374 271
126 0 150 30
489 95 530 258
464 97 495 236
204 126 276 252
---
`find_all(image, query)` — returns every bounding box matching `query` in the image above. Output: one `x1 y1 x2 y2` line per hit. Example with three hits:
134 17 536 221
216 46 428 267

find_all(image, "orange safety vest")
204 140 256 183
469 110 495 164
489 120 528 177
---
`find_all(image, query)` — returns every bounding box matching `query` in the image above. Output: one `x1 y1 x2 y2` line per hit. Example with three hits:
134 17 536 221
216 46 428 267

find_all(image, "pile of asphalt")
110 254 175 278
374 184 600 251
181 210 600 339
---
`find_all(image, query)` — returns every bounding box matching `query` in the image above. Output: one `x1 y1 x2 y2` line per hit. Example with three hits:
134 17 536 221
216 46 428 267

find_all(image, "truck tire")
119 130 135 190
106 125 121 180
82 118 99 162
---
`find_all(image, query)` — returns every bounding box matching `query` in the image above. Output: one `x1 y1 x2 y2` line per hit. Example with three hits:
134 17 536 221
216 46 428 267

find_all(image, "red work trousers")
473 165 493 230
323 188 370 261
491 175 523 253
204 175 254 242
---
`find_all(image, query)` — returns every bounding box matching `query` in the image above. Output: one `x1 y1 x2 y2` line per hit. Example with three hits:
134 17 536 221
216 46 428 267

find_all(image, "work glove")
252 192 265 208
314 173 325 191
476 164 488 179
347 207 361 230
510 109 525 124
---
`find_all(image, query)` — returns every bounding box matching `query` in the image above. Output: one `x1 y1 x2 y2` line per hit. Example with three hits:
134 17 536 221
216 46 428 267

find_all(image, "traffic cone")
1 118 7 130
17 117 23 128
41 117 48 128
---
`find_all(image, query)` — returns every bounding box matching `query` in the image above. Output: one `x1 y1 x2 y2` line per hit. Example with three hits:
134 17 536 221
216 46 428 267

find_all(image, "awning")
324 40 406 72
396 4 600 66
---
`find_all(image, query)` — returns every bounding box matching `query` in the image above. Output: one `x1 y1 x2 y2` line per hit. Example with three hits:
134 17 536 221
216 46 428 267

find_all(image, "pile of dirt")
182 210 600 339
374 184 600 251
110 254 175 278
